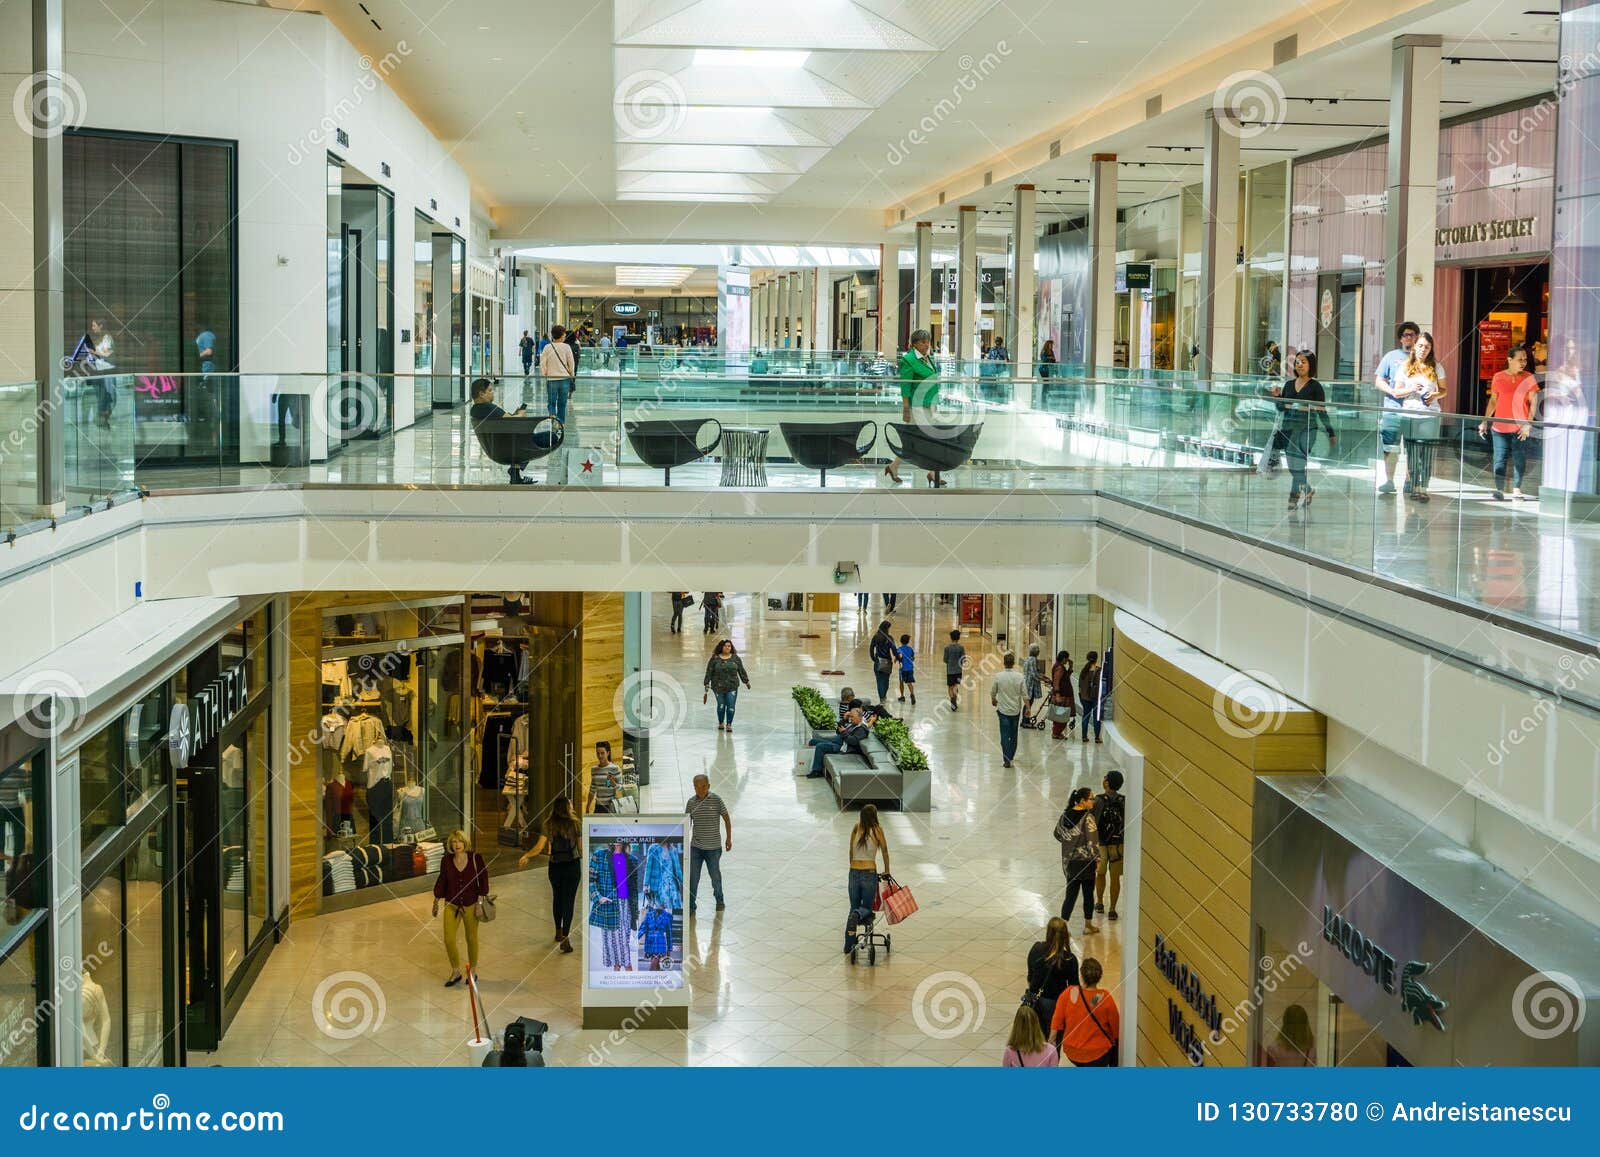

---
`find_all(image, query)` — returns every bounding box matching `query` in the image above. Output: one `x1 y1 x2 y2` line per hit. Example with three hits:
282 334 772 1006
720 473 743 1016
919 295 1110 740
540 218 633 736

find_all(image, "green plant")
791 685 836 731
872 717 929 772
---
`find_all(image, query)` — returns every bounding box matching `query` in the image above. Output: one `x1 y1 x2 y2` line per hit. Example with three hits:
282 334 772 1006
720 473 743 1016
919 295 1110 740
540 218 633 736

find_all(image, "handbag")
477 893 498 923
878 875 918 925
1048 703 1072 722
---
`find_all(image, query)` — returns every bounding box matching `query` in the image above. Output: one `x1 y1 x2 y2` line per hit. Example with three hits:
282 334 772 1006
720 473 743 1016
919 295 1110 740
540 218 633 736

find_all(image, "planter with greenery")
792 685 837 731
871 717 930 772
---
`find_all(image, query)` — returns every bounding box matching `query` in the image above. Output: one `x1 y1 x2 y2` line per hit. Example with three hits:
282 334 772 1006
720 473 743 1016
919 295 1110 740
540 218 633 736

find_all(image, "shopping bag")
878 876 918 925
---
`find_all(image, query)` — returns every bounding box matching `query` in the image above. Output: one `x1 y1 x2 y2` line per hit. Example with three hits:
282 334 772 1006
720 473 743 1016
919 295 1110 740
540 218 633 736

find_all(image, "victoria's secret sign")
1435 215 1537 249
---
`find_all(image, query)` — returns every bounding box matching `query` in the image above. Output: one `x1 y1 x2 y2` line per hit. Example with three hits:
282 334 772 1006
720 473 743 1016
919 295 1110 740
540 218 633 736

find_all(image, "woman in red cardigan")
432 829 489 986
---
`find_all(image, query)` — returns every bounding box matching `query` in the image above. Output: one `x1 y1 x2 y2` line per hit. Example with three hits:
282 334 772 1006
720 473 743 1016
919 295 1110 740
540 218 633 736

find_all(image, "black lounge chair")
885 421 983 487
473 415 564 483
624 418 722 485
778 420 877 486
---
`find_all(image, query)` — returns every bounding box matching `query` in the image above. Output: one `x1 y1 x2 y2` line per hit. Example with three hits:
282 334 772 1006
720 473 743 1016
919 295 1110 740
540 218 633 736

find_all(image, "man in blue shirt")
194 328 216 375
1373 320 1419 495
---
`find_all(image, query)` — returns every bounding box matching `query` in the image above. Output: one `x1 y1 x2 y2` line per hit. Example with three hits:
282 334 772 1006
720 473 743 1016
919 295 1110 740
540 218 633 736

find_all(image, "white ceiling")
295 0 1560 243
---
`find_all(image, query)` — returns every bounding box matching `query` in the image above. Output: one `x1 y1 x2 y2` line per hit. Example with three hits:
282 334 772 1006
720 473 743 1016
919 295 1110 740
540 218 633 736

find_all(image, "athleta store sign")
168 659 251 769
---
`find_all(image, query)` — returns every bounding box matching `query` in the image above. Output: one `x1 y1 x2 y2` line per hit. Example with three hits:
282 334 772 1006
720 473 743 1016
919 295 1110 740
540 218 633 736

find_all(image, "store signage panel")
1124 263 1153 289
1252 777 1598 1066
612 302 641 316
1154 934 1222 1066
168 658 251 769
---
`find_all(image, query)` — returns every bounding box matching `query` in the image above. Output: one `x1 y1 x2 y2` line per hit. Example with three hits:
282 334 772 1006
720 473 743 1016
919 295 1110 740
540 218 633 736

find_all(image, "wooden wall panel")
1117 620 1324 1068
580 592 625 760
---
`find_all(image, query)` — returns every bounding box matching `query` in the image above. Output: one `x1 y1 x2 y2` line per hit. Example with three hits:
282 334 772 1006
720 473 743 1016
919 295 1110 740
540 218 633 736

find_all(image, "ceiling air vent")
1274 34 1299 65
938 191 946 205
1049 140 1061 159
1145 95 1162 120
984 170 993 186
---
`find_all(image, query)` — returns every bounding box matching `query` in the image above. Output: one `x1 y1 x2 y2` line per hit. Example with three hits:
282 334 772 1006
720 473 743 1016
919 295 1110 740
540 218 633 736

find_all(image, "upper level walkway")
4 365 1597 647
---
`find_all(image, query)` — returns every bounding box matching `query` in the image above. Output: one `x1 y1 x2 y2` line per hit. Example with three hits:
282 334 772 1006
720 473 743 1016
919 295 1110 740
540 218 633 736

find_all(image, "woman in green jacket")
886 328 940 485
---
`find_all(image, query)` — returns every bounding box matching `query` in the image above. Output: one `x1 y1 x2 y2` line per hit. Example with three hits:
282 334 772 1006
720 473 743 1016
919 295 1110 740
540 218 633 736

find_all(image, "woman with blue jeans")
703 639 751 732
845 805 891 953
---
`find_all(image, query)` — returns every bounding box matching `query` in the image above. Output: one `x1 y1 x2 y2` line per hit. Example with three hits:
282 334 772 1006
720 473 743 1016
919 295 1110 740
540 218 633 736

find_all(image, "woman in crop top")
844 804 891 952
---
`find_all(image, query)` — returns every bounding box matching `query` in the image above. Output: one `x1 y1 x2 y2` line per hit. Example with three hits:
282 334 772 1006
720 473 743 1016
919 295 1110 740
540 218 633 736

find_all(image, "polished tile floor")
209 595 1126 1067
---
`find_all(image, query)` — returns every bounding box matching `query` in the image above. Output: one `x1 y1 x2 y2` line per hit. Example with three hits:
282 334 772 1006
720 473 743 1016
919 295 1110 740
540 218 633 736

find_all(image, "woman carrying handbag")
432 829 491 986
1048 650 1075 740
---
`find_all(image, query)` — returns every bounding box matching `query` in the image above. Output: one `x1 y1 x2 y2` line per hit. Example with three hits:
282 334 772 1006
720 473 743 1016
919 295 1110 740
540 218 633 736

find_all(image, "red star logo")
582 458 595 473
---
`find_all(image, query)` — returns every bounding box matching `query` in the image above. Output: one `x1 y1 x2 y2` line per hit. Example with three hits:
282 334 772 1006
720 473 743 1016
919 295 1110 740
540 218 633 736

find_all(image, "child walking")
896 633 917 705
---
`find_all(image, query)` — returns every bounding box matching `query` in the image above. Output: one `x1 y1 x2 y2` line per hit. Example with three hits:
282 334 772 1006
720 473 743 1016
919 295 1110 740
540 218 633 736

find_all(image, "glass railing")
1 379 42 532
9 367 1598 641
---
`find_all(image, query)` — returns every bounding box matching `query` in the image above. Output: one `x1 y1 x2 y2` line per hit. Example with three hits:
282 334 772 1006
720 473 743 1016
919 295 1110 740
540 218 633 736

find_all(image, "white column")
878 245 900 356
1087 154 1118 370
813 267 833 357
1010 184 1036 379
760 280 774 348
796 268 812 350
787 273 802 349
956 205 979 361
1384 34 1442 338
1198 115 1240 376
1128 289 1146 370
772 275 785 347
1 0 66 511
914 221 933 337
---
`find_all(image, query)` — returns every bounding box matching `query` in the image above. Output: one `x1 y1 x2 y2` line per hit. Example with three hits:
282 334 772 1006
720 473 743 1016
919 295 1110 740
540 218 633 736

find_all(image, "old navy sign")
1154 934 1222 1066
612 302 641 316
1435 215 1536 248
168 659 251 770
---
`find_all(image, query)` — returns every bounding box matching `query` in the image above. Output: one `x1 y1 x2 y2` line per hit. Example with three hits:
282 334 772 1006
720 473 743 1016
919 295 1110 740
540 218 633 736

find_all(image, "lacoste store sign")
1435 215 1536 248
1322 906 1449 1031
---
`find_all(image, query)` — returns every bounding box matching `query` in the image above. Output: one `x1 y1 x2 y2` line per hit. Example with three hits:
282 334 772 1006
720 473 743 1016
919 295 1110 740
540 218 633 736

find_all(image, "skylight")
615 265 698 287
693 49 811 69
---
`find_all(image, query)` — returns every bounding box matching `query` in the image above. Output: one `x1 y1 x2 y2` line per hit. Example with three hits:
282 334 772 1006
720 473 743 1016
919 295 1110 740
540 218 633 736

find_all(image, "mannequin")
396 772 426 836
81 970 112 1066
324 770 354 837
364 741 395 843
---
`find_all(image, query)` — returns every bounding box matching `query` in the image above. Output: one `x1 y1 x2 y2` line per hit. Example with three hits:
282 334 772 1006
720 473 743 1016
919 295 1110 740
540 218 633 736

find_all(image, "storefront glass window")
0 758 39 946
62 132 236 461
80 876 124 1067
0 930 44 1067
123 680 172 819
247 711 270 949
125 826 166 1066
1243 162 1288 374
220 711 265 985
79 724 123 853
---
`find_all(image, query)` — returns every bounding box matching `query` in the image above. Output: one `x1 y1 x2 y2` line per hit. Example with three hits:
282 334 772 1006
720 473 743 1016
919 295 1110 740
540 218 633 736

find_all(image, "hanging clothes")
505 714 531 781
479 711 520 788
339 712 386 761
481 645 519 695
641 841 683 911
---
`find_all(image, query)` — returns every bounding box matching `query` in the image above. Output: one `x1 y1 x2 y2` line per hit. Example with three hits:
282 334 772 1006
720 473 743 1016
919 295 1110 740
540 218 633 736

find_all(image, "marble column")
914 221 934 337
1198 116 1239 376
1010 184 1036 380
956 205 979 361
1383 34 1443 338
878 245 899 356
1087 154 1118 370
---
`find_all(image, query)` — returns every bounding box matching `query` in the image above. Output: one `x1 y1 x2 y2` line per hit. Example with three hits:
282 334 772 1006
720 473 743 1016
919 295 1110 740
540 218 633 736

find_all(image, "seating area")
795 697 931 812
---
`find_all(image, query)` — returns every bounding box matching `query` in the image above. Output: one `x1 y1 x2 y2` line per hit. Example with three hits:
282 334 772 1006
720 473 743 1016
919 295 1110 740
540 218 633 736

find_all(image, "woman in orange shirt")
1478 343 1541 501
1049 956 1119 1066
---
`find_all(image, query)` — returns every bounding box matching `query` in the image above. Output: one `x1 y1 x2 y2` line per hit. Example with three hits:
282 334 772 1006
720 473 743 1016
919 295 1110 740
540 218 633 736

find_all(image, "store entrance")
1460 262 1549 416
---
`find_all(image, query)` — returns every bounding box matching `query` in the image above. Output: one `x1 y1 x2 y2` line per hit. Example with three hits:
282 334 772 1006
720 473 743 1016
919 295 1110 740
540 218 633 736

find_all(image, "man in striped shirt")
684 774 732 914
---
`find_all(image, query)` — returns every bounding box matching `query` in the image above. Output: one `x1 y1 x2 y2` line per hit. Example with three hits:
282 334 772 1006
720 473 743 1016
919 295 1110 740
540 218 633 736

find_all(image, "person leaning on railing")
886 328 940 486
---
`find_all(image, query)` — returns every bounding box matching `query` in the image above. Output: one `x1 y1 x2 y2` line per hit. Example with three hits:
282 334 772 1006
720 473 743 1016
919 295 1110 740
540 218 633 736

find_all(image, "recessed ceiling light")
693 48 811 69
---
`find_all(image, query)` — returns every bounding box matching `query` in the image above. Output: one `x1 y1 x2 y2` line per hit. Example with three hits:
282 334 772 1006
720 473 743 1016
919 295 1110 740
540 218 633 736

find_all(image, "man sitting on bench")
807 707 871 779
469 377 559 484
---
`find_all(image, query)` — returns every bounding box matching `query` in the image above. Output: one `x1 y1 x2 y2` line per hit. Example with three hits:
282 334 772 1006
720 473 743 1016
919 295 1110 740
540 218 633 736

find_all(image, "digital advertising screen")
582 816 687 996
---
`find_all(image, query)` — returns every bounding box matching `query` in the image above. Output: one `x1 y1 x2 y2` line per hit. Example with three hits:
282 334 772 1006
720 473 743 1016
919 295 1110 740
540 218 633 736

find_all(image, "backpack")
1096 792 1125 845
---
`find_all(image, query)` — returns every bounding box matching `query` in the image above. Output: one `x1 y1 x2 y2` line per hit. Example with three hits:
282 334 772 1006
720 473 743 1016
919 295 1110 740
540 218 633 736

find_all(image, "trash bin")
269 392 309 467
623 725 650 787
